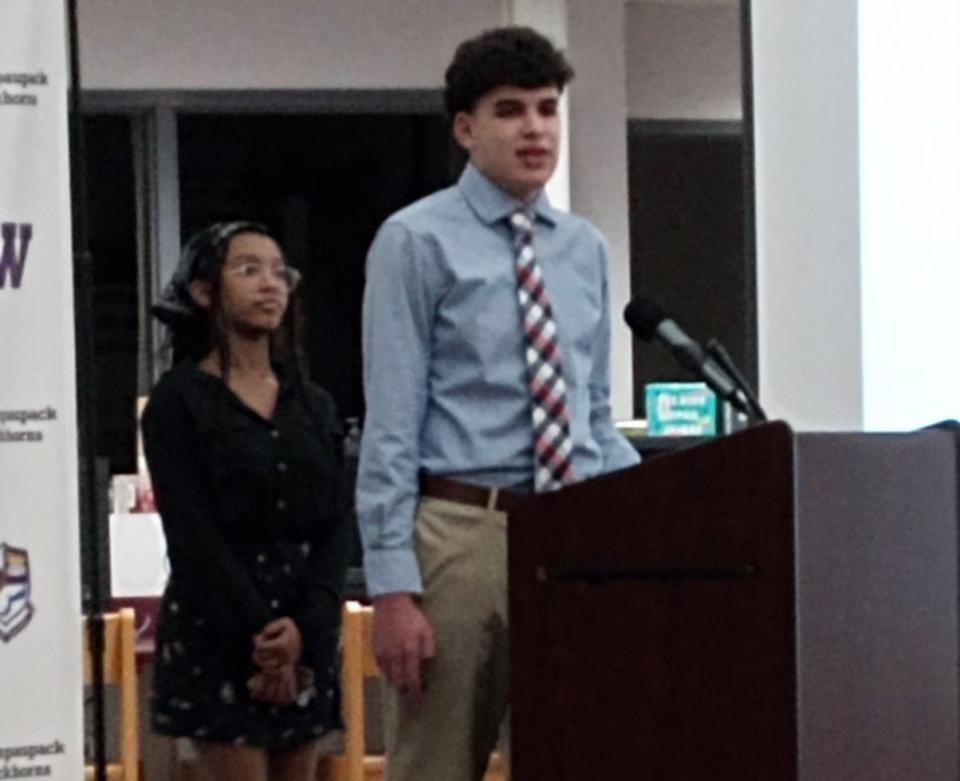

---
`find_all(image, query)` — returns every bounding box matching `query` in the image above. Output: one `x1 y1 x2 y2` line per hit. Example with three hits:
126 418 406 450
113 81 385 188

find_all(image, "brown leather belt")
420 474 527 514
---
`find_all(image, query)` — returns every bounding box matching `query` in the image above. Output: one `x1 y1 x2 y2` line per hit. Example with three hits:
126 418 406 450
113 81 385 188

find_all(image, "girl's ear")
189 280 212 309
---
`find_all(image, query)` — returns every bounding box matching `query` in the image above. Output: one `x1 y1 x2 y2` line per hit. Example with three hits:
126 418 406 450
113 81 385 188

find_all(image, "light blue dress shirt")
357 163 640 596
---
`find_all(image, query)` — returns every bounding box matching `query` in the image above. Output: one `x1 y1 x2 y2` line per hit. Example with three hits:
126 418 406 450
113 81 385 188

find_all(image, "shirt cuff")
362 547 423 597
607 438 642 471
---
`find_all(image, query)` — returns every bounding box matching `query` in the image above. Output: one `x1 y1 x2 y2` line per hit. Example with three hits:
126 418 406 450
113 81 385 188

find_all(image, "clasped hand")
247 616 303 705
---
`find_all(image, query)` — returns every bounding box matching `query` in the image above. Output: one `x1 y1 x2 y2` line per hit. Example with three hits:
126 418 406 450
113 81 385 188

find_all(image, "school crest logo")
0 543 34 642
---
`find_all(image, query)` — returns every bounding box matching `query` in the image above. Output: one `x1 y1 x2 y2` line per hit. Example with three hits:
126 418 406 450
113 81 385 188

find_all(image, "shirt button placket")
272 428 287 513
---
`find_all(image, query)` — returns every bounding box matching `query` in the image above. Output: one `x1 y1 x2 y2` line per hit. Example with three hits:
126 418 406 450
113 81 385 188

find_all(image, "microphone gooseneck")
623 297 754 418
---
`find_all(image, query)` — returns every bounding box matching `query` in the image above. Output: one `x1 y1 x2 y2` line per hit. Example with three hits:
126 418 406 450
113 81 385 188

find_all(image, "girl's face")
208 232 297 335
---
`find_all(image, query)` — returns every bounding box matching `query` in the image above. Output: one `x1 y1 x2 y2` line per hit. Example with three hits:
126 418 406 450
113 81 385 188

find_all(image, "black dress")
140 362 351 749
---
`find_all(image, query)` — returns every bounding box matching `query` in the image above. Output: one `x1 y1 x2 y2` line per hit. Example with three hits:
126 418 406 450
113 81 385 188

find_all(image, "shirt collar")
457 162 558 227
188 358 296 396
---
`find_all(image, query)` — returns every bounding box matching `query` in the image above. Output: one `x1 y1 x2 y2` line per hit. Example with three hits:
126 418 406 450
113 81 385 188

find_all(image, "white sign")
0 0 84 778
109 513 169 598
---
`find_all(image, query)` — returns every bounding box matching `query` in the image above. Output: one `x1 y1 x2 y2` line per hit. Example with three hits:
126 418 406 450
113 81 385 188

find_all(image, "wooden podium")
509 422 960 780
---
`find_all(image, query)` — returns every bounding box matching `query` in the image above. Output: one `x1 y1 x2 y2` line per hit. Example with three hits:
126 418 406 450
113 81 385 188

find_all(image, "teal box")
645 382 717 436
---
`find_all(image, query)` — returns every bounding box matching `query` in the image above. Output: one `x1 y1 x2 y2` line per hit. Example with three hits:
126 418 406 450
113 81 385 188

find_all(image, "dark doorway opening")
83 113 139 473
177 112 464 419
627 121 753 417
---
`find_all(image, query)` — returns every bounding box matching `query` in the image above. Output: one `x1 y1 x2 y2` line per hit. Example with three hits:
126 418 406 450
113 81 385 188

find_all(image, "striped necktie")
509 208 577 492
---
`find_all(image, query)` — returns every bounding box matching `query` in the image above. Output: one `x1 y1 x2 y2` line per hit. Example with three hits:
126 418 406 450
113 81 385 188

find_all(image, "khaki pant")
383 496 510 781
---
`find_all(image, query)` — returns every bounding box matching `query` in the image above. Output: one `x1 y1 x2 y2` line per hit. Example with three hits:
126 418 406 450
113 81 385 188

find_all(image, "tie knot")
509 209 534 235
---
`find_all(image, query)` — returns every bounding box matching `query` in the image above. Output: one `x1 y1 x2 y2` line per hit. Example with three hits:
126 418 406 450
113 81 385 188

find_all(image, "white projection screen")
859 0 960 431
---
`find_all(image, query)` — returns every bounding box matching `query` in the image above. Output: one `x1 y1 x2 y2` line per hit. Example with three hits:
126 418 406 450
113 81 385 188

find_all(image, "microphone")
623 297 753 417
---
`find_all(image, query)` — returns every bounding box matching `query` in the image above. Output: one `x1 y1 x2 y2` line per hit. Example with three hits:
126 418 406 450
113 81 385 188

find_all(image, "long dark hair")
152 221 309 384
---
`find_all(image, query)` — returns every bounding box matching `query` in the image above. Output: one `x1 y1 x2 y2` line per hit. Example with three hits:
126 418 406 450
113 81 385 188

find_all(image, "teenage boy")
357 26 639 780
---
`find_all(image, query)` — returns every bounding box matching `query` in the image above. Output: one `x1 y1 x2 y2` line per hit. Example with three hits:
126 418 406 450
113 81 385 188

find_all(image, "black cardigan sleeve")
291 386 353 662
141 379 274 637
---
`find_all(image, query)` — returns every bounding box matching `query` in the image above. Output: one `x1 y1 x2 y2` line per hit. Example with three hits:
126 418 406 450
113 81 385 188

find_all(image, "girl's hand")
247 664 297 705
252 616 303 670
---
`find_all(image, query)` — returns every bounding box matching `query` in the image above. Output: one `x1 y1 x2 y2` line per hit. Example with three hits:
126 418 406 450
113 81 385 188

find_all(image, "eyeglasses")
225 261 302 291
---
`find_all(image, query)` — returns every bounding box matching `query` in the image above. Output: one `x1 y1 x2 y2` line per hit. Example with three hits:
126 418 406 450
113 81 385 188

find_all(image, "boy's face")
453 84 561 204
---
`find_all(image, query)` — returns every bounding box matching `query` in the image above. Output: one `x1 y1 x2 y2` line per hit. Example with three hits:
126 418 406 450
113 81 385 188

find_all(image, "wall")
567 0 634 417
77 0 501 89
79 0 740 112
752 0 863 430
626 1 741 120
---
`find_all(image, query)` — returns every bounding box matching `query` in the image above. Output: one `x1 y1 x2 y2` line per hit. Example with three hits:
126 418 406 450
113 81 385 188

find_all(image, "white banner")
0 1 84 777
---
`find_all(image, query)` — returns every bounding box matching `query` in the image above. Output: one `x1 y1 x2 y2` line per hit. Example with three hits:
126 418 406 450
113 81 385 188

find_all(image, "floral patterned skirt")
151 541 342 750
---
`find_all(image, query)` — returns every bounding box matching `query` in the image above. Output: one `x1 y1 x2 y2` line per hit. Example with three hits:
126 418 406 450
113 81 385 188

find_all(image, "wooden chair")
320 601 384 781
82 608 140 781
322 601 505 781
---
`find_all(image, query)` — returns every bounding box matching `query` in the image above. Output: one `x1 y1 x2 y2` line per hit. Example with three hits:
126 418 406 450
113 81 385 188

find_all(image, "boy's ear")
452 111 474 152
189 280 212 309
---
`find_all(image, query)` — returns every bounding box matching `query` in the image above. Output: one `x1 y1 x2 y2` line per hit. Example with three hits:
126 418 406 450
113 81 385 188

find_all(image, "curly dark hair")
444 26 575 117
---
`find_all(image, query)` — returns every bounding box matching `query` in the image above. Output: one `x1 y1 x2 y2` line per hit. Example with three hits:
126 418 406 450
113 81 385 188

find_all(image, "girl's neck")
201 333 273 379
